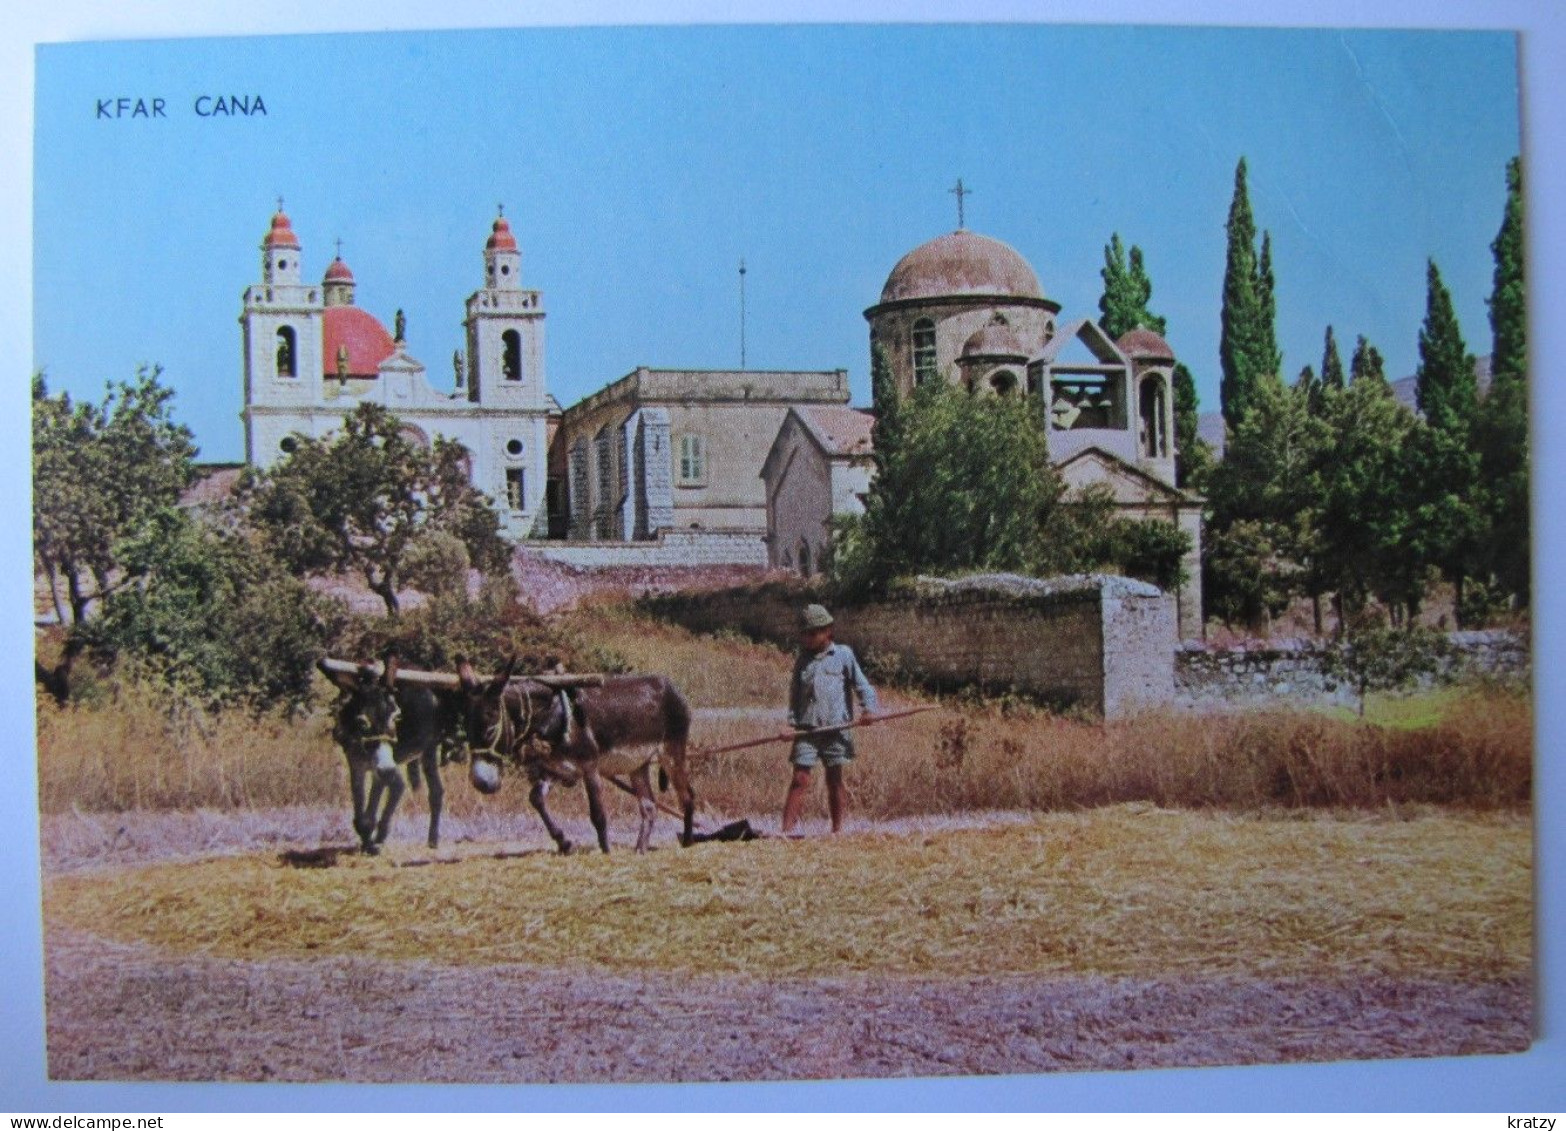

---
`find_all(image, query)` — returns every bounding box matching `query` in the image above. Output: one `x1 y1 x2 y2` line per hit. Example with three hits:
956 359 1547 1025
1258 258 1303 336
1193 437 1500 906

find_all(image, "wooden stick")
696 705 938 758
319 657 606 690
603 772 696 825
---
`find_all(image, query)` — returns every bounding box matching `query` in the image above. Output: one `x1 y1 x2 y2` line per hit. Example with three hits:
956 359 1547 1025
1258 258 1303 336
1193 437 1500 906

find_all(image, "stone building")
241 208 551 539
759 406 875 575
548 367 851 546
859 228 1204 635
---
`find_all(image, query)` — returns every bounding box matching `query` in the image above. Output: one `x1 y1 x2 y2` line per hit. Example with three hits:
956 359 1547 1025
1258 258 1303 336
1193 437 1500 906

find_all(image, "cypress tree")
1219 158 1278 430
1321 326 1345 392
1297 364 1320 413
1099 233 1166 340
1477 156 1529 606
1415 260 1477 436
1488 156 1525 385
1171 362 1210 490
1410 260 1484 623
1257 232 1282 380
1349 335 1388 389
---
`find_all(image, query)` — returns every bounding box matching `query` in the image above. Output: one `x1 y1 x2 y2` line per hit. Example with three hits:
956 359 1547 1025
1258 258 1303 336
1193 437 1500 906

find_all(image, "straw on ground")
45 806 1530 981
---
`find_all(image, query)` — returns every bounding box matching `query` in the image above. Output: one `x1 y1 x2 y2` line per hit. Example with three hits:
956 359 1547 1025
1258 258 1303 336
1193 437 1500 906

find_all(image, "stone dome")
961 317 1027 360
879 230 1043 304
1117 326 1176 361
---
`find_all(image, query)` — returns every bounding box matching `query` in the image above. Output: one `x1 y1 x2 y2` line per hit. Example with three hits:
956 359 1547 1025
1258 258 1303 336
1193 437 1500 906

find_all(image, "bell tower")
463 208 546 410
241 202 324 463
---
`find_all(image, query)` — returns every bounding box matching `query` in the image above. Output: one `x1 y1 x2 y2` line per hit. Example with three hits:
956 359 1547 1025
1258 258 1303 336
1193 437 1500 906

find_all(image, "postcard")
15 6 1564 1112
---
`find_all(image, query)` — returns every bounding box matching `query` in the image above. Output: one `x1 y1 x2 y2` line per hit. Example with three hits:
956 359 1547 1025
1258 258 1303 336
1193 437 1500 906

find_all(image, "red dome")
263 210 301 250
323 257 355 283
322 306 396 378
1116 327 1176 361
486 217 518 252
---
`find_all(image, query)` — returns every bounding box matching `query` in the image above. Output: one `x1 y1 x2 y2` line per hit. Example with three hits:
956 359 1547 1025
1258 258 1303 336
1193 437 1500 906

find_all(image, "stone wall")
1175 630 1530 710
530 528 768 569
644 573 1176 719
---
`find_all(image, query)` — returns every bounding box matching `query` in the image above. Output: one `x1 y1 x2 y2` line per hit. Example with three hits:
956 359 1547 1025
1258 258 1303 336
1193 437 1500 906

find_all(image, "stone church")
860 227 1204 634
755 227 1202 633
238 207 1202 631
241 207 553 539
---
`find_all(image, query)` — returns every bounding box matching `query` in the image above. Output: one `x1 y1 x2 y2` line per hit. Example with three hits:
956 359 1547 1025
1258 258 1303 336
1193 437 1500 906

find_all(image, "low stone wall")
1175 629 1530 711
644 573 1177 719
528 529 767 569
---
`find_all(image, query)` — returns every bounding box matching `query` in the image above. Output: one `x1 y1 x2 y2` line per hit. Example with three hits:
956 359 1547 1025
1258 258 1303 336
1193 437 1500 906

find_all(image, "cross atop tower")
334 237 343 259
276 195 285 213
949 178 971 229
497 202 505 218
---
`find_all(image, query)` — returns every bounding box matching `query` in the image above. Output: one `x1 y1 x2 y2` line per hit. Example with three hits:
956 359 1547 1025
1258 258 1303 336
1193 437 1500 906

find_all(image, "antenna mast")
739 257 748 370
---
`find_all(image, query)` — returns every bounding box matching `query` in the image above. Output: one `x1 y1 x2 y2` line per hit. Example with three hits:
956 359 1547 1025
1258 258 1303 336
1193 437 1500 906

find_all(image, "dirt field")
40 805 1532 1083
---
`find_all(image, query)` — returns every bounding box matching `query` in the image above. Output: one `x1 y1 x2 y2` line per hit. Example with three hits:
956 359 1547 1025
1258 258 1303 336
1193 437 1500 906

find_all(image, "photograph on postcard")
30 23 1531 1084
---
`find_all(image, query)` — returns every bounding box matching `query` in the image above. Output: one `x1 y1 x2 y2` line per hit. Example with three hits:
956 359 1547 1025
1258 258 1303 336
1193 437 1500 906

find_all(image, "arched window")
990 370 1018 397
1139 376 1168 458
798 540 813 578
912 319 937 385
275 326 297 378
502 330 522 382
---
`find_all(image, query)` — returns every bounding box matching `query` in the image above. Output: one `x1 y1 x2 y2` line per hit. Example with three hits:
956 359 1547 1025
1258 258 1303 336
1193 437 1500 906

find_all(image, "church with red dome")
241 207 551 538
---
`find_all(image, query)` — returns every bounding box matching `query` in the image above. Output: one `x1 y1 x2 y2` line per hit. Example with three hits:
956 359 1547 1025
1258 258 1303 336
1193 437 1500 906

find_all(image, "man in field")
782 603 880 836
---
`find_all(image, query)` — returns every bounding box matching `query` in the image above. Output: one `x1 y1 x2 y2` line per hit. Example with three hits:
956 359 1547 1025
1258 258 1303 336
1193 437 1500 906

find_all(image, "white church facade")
240 208 552 539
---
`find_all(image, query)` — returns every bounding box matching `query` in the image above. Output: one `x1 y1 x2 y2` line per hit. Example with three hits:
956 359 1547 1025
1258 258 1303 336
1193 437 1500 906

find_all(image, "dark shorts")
791 732 854 768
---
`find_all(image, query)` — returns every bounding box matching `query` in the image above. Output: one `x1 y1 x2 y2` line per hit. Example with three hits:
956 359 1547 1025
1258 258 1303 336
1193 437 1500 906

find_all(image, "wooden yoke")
318 657 607 691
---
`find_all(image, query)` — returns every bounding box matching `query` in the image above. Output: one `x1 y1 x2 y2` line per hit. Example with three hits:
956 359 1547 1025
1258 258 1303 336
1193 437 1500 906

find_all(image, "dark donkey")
457 658 696 854
318 652 461 854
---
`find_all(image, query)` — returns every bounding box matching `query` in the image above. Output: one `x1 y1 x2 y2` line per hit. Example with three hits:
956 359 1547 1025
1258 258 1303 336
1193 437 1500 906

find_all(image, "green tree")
1322 620 1449 718
1204 373 1326 630
1488 156 1526 385
1410 260 1484 622
1315 376 1423 624
1349 334 1388 387
858 379 1060 584
1415 260 1478 436
32 367 199 626
1098 234 1167 340
78 507 340 715
1321 325 1346 393
239 403 511 616
1477 156 1529 606
1171 362 1212 490
1219 158 1280 430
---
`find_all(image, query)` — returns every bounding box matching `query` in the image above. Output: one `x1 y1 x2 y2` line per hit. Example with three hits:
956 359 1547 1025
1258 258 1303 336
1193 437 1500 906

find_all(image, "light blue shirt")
789 642 879 730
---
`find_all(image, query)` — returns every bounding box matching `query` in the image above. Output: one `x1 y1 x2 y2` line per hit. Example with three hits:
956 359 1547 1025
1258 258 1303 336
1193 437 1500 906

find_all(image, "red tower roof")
263 210 301 250
322 306 396 378
323 256 355 283
486 216 518 252
1116 327 1176 361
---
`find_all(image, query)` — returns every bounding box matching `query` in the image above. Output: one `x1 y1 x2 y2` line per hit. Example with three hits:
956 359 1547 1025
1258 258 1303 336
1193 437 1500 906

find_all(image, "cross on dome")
949 178 971 230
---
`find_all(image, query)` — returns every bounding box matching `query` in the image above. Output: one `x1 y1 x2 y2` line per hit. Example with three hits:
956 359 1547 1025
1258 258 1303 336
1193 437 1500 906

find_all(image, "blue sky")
33 23 1520 463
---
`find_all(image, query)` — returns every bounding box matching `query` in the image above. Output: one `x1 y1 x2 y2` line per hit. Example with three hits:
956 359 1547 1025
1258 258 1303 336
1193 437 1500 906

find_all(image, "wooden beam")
318 657 606 690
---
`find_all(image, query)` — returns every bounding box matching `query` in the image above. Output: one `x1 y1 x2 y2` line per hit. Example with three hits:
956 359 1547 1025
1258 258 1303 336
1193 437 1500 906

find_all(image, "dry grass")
35 606 1532 819
44 807 1531 980
561 602 792 707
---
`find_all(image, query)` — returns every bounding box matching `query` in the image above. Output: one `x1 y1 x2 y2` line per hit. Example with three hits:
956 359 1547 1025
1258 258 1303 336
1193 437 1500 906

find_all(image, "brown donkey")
319 652 460 854
457 658 696 854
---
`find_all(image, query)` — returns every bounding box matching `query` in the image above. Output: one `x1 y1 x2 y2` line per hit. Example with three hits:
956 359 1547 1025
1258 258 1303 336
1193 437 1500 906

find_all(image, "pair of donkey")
319 653 696 856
